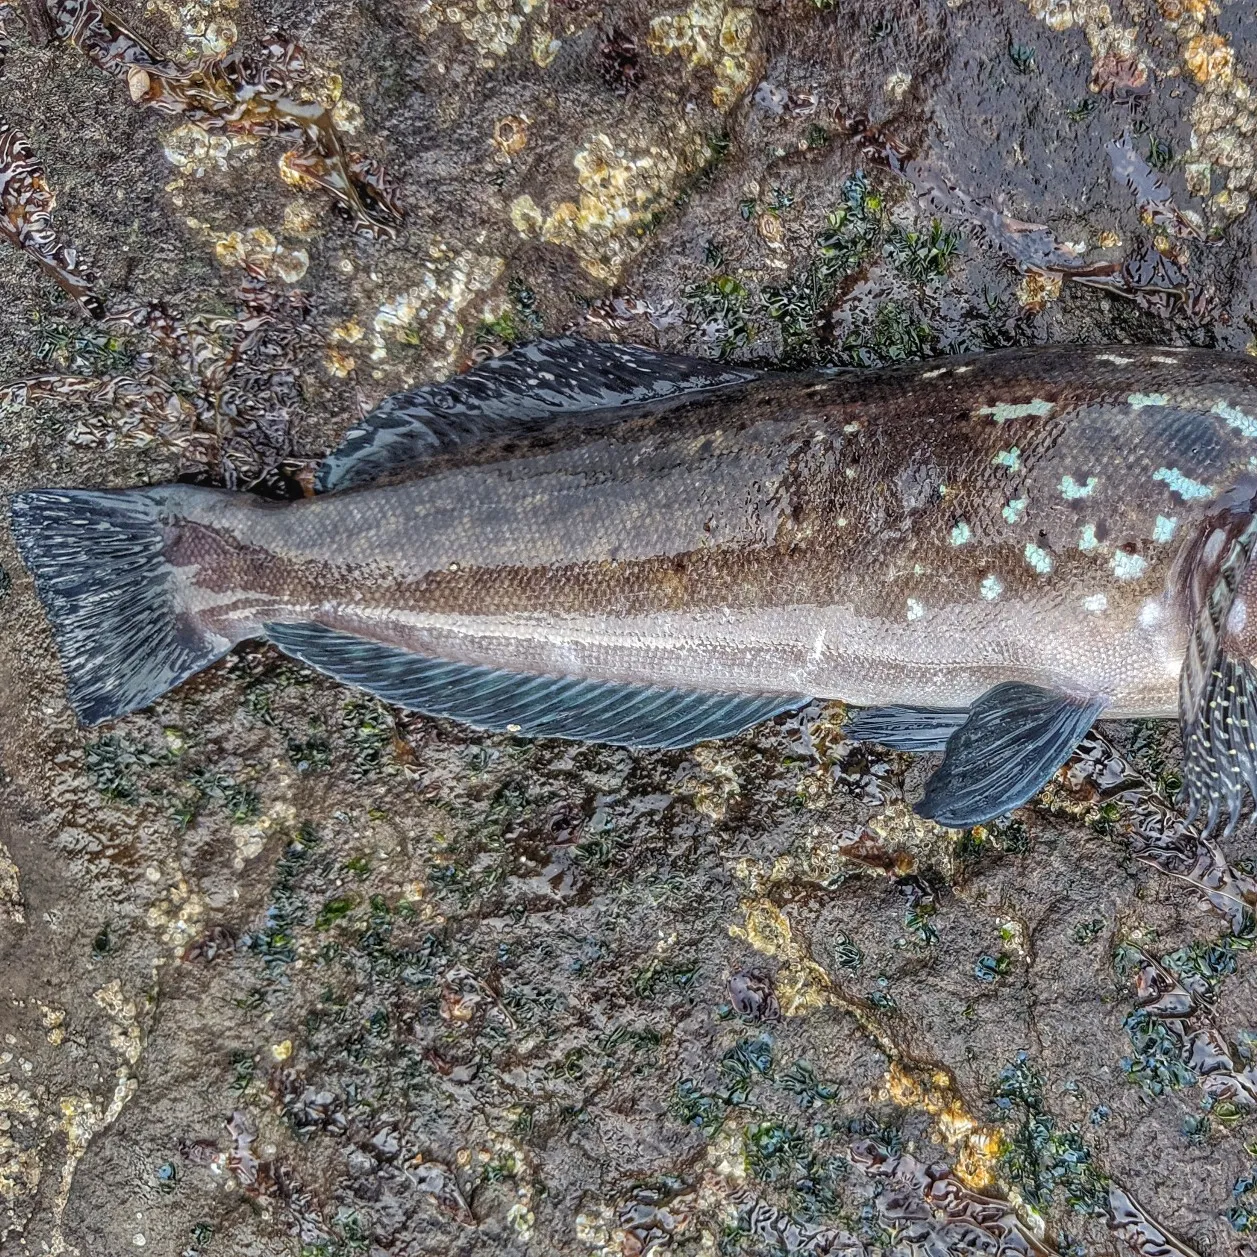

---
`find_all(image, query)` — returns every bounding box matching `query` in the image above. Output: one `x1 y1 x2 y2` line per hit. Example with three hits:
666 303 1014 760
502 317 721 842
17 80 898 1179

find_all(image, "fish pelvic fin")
316 336 759 493
10 488 231 724
263 621 809 748
1179 513 1257 835
916 682 1107 828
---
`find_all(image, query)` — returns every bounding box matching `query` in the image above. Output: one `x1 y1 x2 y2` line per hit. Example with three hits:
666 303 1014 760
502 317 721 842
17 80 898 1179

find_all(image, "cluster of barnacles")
0 0 403 483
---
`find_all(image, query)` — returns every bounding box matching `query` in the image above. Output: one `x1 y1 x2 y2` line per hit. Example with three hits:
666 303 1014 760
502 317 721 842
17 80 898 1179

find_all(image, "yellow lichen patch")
647 0 758 110
511 130 715 282
367 250 505 372
1184 31 1233 83
729 899 832 1015
881 1063 1006 1190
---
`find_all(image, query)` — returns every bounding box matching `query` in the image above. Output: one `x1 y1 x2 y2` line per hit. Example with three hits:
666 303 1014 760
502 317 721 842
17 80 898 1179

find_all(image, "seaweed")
0 117 100 311
49 0 401 236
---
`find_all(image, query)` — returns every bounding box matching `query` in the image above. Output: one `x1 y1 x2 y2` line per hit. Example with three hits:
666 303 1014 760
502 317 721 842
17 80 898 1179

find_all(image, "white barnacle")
1082 593 1108 613
976 399 1055 423
1212 399 1257 438
1024 543 1053 575
1152 514 1177 543
1078 523 1100 552
1128 392 1169 409
1095 352 1133 365
1153 466 1214 501
992 447 1022 472
906 597 925 621
980 573 1003 600
1111 550 1148 581
1059 474 1097 500
949 520 971 546
1002 497 1028 524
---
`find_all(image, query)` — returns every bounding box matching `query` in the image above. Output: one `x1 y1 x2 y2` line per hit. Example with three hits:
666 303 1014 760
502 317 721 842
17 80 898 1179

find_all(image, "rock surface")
3 1 1257 1253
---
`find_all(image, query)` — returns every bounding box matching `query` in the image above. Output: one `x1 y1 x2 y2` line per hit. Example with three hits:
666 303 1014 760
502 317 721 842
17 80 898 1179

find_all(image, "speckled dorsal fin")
1179 515 1257 835
315 337 759 493
263 621 807 748
843 705 969 753
915 682 1107 828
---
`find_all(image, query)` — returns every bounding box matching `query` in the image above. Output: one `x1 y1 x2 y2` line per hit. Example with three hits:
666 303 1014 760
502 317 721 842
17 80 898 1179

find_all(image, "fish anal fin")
263 621 808 749
316 337 758 493
844 704 969 753
916 682 1107 828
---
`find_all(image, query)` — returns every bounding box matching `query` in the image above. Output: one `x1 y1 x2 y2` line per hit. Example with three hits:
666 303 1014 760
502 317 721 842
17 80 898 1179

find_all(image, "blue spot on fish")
1152 514 1177 543
1128 392 1169 409
992 447 1022 472
1002 497 1028 525
1024 543 1053 575
949 521 972 546
1079 523 1099 552
977 399 1056 423
1111 550 1148 581
981 574 1003 600
1212 399 1257 438
1153 466 1214 501
1059 475 1097 500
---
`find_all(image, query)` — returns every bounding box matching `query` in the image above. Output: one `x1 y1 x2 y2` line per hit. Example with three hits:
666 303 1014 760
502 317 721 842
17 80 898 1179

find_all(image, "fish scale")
12 337 1257 831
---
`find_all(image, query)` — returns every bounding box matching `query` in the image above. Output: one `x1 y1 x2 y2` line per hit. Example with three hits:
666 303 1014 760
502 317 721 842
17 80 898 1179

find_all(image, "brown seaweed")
47 0 401 237
0 114 100 312
1054 728 1257 935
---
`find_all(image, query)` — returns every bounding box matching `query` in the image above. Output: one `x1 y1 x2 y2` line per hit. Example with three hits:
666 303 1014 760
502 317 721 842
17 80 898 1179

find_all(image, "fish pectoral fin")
1179 515 1257 835
843 705 970 753
915 682 1107 828
263 621 809 749
316 337 759 493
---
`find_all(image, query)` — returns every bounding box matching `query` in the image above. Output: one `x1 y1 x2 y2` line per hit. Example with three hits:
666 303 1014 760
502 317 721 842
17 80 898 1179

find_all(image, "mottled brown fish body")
153 343 1257 718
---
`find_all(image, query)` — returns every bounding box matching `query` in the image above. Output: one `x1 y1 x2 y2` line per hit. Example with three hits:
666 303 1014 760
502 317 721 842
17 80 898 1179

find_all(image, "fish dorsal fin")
1179 514 1257 834
844 704 970 753
263 621 807 748
316 337 759 493
916 682 1107 827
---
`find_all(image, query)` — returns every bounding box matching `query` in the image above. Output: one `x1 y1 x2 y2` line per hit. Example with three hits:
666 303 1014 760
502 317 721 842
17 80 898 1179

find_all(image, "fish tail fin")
10 487 231 724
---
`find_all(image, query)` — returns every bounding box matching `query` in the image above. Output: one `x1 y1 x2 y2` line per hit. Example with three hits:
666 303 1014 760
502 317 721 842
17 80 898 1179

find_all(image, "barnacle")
50 0 402 236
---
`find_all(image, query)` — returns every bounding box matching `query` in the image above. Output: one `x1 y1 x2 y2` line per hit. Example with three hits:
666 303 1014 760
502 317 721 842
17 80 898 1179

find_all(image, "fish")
11 337 1257 833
